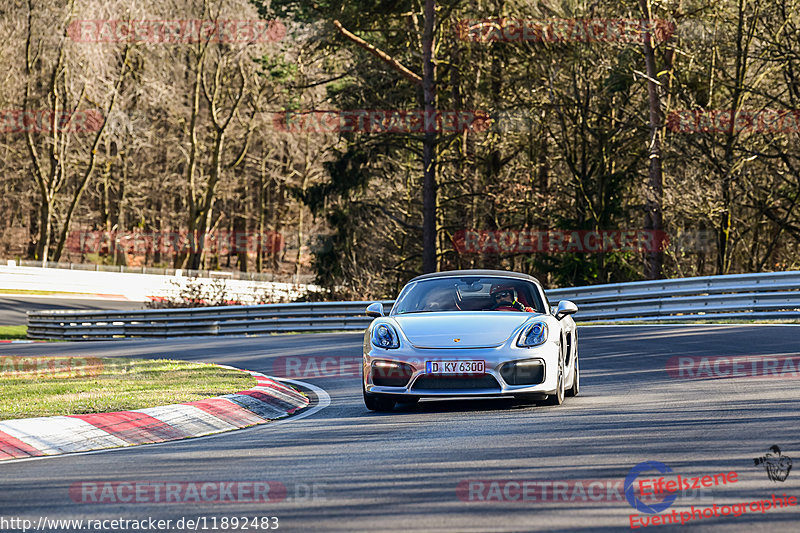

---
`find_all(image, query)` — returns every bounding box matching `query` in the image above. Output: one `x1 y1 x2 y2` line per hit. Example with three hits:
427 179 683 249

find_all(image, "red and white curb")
0 367 310 461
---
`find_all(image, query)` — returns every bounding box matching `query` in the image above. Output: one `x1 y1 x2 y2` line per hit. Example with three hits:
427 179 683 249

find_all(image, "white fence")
0 262 316 304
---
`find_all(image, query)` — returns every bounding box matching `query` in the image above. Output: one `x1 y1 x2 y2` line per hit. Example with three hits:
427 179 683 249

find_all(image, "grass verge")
0 325 27 340
0 357 256 420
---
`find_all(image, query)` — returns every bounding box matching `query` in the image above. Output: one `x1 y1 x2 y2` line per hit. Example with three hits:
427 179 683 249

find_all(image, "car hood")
392 312 538 348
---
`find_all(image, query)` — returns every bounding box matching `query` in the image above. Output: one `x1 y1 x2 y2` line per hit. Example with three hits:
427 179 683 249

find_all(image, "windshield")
391 277 545 315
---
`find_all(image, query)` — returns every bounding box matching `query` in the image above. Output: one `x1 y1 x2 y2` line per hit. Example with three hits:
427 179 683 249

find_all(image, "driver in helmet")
489 284 534 312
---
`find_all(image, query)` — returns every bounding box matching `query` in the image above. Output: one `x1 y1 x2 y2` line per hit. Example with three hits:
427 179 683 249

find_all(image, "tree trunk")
295 147 311 283
639 0 665 279
421 0 437 273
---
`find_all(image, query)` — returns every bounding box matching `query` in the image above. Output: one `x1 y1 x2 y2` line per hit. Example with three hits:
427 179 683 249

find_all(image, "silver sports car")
362 270 579 411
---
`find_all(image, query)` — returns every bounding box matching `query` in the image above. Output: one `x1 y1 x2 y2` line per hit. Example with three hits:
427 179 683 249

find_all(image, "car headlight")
517 321 548 347
371 323 400 349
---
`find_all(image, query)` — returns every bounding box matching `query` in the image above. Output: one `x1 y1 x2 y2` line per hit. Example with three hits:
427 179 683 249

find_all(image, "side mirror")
555 300 578 320
366 302 385 318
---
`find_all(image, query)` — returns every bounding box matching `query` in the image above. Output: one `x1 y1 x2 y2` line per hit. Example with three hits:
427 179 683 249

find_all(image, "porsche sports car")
362 270 579 411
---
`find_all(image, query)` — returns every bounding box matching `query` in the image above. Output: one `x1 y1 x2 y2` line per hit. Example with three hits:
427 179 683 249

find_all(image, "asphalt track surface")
0 297 145 325
1 326 799 532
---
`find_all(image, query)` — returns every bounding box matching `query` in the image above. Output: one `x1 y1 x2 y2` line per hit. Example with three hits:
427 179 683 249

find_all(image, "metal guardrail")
545 271 800 321
27 301 395 340
26 271 800 339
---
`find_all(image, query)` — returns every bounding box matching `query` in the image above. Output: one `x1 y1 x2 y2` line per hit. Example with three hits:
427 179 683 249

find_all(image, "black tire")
544 349 565 406
363 380 396 412
364 394 396 411
566 351 580 397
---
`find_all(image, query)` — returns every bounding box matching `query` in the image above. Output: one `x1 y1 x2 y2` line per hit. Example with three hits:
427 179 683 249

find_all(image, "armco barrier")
26 301 395 340
26 272 800 339
545 271 800 321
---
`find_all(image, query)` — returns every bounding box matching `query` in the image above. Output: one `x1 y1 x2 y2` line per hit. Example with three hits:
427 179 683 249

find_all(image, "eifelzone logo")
624 461 677 514
754 446 792 482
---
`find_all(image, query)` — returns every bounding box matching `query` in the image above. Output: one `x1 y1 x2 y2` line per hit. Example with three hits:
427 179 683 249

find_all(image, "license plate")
426 360 485 374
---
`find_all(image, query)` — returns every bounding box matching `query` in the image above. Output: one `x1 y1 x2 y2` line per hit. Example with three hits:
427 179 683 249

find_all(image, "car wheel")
545 351 565 406
363 382 396 412
364 394 396 411
566 352 579 397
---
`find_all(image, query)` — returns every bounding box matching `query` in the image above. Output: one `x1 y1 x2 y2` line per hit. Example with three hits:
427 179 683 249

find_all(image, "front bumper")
363 342 560 397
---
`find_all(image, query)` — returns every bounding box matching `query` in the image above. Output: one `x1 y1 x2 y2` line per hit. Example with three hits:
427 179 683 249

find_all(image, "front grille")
411 374 501 391
500 360 545 385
